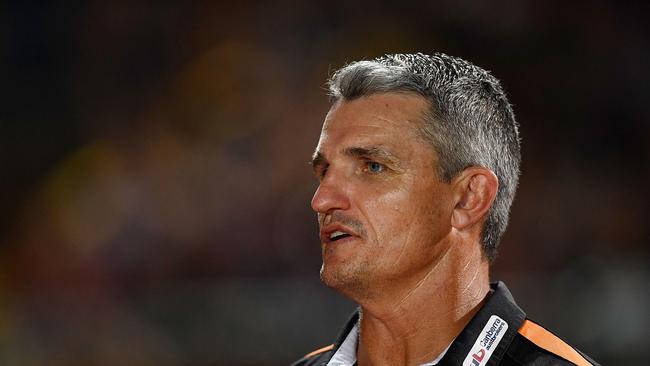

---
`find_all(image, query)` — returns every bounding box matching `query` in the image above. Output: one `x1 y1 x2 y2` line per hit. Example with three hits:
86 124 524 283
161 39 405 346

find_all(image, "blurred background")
1 1 649 365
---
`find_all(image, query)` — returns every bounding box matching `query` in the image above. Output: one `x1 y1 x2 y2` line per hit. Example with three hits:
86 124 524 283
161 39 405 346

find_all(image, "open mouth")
329 230 352 242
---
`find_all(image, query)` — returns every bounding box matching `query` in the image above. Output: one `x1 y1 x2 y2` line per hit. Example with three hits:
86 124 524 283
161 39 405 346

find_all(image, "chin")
320 263 371 298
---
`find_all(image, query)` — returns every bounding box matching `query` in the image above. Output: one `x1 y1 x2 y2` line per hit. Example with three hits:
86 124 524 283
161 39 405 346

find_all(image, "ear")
451 167 499 231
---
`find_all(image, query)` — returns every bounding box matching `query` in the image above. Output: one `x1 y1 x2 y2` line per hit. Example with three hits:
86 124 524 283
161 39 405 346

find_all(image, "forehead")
318 93 431 150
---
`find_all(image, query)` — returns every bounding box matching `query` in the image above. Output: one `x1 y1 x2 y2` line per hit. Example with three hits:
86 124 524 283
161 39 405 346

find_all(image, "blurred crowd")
1 1 648 365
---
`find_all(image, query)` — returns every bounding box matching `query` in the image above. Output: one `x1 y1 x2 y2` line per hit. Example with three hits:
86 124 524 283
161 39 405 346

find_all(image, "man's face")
311 93 455 298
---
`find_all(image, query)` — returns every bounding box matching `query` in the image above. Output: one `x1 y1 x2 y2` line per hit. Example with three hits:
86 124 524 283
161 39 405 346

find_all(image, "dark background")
1 1 649 365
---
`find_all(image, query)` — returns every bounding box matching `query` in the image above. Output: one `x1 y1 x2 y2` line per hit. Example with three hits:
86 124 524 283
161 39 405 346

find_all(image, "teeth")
330 231 347 240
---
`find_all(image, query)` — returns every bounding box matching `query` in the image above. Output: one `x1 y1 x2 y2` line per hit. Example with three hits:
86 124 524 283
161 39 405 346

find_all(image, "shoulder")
502 318 600 366
290 344 335 366
291 310 360 366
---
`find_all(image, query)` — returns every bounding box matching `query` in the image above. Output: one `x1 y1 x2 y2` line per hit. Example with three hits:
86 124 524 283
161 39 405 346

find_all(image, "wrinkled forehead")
318 93 431 148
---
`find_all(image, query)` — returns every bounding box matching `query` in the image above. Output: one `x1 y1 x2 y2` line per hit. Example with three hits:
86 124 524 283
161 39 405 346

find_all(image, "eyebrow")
310 146 402 173
345 146 400 165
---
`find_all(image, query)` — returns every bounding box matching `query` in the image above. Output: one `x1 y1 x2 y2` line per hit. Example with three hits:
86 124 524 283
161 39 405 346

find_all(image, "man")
293 53 599 366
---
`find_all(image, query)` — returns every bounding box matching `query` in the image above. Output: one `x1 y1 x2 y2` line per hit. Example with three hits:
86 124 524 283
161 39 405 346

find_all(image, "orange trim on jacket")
303 344 334 359
518 320 592 366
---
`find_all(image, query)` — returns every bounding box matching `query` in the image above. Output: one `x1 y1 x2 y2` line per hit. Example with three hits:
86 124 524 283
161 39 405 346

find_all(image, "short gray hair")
327 53 521 262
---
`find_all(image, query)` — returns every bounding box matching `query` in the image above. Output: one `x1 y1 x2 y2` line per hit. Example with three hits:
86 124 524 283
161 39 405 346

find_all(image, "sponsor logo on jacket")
463 315 508 366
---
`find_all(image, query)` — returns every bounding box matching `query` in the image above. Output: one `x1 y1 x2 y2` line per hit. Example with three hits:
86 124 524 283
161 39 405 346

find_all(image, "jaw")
319 242 377 300
320 260 371 298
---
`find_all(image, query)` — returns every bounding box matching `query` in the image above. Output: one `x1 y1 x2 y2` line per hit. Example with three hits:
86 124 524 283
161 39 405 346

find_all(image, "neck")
355 240 490 366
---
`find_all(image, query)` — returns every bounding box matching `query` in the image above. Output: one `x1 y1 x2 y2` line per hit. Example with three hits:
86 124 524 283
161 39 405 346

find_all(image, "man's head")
326 53 520 261
311 53 520 297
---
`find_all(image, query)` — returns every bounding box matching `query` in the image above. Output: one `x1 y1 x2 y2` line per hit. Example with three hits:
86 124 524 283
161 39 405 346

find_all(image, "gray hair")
327 53 521 262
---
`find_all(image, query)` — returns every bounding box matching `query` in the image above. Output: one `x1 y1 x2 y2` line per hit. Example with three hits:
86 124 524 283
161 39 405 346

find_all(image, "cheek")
369 183 450 245
364 186 424 240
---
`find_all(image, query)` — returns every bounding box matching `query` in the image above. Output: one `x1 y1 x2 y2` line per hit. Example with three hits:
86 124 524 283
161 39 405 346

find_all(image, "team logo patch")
462 315 508 366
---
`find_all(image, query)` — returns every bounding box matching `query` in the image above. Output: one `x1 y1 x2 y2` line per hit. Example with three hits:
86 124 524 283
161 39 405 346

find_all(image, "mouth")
320 225 358 244
329 230 352 242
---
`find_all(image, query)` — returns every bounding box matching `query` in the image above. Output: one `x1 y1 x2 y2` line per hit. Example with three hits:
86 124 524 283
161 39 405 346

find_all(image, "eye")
314 166 328 180
366 161 384 173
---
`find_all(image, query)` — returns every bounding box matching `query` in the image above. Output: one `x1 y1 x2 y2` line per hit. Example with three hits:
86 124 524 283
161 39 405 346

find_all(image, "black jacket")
292 282 599 366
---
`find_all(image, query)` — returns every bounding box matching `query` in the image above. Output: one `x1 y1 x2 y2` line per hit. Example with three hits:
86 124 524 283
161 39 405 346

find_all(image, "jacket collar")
437 281 526 366
326 282 526 366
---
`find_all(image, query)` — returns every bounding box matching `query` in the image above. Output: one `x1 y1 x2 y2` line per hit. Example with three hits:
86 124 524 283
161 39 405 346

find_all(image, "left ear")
451 167 499 231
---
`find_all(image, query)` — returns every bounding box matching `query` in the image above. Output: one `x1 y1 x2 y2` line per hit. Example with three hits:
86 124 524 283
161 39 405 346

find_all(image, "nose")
311 174 350 214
